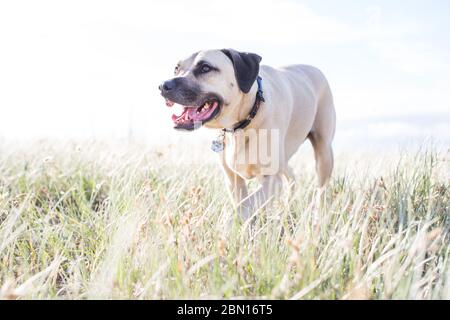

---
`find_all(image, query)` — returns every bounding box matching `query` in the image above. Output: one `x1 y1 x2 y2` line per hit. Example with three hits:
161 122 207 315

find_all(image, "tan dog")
160 49 336 219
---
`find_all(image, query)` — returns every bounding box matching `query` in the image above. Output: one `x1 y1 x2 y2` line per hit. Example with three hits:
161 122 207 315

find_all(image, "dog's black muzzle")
159 77 200 106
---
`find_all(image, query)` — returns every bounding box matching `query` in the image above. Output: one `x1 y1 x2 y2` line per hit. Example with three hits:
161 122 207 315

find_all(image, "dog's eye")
174 65 180 75
201 64 211 73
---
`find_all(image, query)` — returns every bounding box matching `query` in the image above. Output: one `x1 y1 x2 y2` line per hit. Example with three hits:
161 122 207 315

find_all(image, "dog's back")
258 63 335 179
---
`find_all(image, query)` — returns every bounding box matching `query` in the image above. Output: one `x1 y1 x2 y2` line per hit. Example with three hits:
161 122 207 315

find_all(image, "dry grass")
0 140 448 299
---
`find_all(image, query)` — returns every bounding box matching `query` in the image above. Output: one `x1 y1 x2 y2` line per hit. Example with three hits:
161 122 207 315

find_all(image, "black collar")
223 76 265 133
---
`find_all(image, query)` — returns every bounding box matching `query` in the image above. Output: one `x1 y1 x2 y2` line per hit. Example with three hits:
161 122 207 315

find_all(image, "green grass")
0 140 448 299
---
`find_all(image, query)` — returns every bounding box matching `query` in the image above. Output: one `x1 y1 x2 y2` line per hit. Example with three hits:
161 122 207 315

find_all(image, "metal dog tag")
211 133 225 153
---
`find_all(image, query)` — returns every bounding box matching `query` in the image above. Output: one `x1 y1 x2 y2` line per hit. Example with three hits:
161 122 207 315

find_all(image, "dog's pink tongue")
171 106 195 123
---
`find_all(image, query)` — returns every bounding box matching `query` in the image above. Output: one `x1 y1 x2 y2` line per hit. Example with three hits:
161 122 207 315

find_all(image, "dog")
159 49 336 219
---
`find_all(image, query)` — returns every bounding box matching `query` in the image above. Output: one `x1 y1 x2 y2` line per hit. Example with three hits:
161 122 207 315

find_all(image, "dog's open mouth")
165 98 221 130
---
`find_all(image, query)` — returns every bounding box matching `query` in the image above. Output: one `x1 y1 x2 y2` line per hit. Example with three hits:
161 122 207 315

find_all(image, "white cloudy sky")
0 0 449 149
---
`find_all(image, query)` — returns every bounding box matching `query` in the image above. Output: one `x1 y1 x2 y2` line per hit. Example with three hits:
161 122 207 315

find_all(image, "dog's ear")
221 49 262 93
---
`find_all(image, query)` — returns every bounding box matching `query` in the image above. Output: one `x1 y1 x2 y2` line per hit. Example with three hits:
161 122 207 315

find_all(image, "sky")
0 0 449 150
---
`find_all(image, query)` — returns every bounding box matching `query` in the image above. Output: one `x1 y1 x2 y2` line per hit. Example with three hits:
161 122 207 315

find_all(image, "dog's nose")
160 79 176 92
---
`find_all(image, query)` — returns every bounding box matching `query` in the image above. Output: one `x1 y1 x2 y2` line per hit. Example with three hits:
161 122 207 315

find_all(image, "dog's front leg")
242 174 284 219
220 160 250 218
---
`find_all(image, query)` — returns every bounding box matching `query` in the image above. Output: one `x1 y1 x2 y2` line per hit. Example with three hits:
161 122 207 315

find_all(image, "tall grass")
0 140 448 299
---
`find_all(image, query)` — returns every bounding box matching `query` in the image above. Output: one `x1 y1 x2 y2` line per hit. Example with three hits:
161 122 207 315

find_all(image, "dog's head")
159 49 262 131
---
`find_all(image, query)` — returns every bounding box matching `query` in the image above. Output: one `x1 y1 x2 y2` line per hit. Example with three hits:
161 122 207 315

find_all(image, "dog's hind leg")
309 131 334 187
309 84 336 187
308 132 333 230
